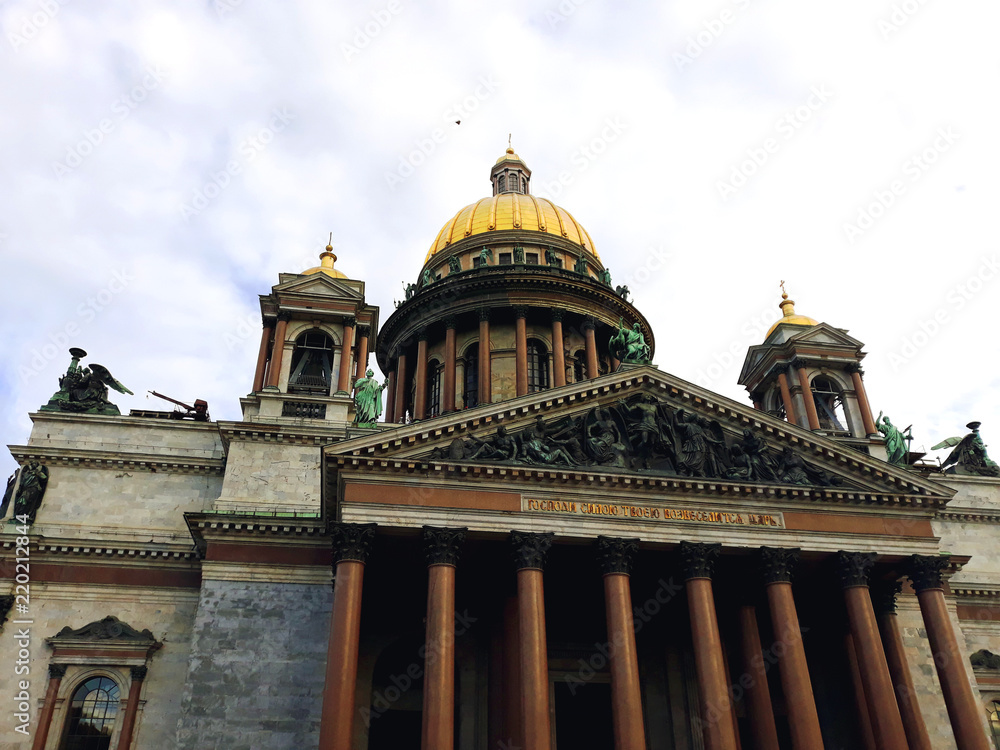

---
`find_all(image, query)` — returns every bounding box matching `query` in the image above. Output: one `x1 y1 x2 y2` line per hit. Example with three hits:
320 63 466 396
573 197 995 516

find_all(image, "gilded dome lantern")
376 145 655 423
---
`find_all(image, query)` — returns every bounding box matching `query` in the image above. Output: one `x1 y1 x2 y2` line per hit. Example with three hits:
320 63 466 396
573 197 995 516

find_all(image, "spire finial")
326 231 333 252
320 231 337 269
778 281 796 317
780 279 787 299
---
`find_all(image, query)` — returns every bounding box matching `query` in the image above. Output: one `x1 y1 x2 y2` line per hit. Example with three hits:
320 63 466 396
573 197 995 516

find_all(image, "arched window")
527 339 549 392
811 376 848 432
464 345 479 408
573 350 586 383
990 700 1000 749
427 361 442 417
61 676 120 750
522 177 527 193
288 330 334 394
497 174 506 193
768 386 787 421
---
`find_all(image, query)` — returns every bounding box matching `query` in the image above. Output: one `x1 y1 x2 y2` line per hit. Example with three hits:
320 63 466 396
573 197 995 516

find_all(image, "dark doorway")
367 708 421 748
553 680 614 749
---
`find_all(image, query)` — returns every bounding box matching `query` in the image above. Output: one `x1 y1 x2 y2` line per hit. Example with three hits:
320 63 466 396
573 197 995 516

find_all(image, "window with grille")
464 346 479 408
811 376 848 432
288 330 334 394
427 362 442 417
61 676 120 750
526 253 539 265
527 340 549 393
499 253 512 265
498 175 506 192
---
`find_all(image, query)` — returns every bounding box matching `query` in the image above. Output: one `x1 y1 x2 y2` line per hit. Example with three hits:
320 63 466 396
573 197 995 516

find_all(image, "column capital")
679 541 721 580
478 307 491 322
511 530 554 571
791 357 809 370
582 317 597 332
836 550 876 588
551 309 565 322
422 526 467 567
331 522 377 564
417 328 429 342
342 316 357 329
48 663 67 679
277 311 293 323
906 555 948 592
356 324 371 339
759 546 800 584
444 316 457 330
513 305 528 319
845 362 864 375
130 665 149 681
871 579 903 615
263 317 277 329
773 363 789 375
596 536 639 575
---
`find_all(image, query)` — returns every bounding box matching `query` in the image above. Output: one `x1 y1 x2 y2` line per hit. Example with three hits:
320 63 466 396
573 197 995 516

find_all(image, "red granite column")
758 547 824 750
443 319 457 413
873 580 934 750
421 526 467 750
336 316 356 395
515 307 528 397
385 369 396 424
583 318 600 379
393 352 407 423
847 363 878 436
116 666 148 750
793 359 821 430
551 311 566 387
775 366 799 425
512 530 554 750
319 523 376 750
479 309 492 404
597 537 647 750
252 320 274 392
737 605 780 750
680 542 738 750
265 313 291 387
30 664 66 750
354 325 370 381
846 633 878 750
907 555 992 750
836 552 908 750
414 332 429 419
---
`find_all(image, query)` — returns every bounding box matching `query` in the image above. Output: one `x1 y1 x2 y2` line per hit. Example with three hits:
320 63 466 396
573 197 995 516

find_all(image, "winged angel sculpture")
40 348 134 415
932 422 1000 477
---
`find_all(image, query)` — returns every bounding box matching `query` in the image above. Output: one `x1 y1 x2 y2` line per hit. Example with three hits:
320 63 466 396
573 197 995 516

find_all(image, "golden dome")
496 146 523 164
425 194 599 262
303 247 348 279
766 291 818 337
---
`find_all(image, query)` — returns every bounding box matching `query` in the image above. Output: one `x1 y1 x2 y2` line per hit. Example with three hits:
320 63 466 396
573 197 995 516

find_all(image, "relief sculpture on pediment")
430 394 844 487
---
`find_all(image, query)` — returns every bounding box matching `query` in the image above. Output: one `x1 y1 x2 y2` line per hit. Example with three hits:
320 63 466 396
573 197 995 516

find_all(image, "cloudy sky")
2 0 998 477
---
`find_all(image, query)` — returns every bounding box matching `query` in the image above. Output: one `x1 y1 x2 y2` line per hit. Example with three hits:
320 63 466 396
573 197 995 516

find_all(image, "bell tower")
739 286 880 451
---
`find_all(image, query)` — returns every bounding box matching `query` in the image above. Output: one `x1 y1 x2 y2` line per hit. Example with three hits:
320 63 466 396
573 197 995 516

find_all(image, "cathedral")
3 147 1000 750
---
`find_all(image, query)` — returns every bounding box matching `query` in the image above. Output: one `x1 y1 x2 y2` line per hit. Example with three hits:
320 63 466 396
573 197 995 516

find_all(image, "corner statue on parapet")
876 412 913 466
40 348 133 416
609 318 651 365
933 422 1000 477
353 369 388 426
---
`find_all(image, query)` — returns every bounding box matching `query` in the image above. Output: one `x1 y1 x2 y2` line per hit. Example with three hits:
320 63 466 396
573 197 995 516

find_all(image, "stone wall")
175 578 333 750
215 439 322 514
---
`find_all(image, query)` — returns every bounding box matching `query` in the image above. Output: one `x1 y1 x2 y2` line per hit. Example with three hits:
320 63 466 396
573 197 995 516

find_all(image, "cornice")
7 445 223 475
936 507 1000 524
1 537 200 565
216 421 381 448
184 511 327 557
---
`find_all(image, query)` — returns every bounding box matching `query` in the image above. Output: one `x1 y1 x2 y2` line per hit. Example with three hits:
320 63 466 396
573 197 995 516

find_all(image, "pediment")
326 367 953 501
273 273 365 301
789 323 863 348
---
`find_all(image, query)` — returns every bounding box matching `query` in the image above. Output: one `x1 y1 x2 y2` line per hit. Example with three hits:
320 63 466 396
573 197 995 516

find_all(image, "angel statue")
353 369 388 426
933 422 1000 477
40 348 133 416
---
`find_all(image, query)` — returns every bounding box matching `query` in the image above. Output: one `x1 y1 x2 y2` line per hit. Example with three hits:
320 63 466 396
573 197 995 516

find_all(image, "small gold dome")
766 291 818 337
496 146 523 164
303 246 348 279
425 194 599 262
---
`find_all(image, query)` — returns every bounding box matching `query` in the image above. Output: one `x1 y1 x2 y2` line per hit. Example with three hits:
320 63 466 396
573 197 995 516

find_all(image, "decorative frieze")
422 525 467 566
511 530 554 571
596 536 639 575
